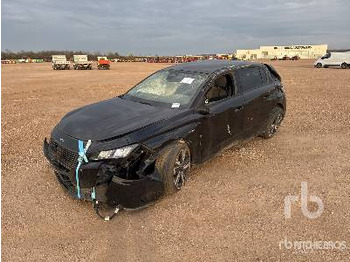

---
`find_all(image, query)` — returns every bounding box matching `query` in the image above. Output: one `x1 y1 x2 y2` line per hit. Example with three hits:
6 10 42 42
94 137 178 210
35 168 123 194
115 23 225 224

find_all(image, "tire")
341 63 347 69
155 141 191 195
261 107 285 139
315 63 322 68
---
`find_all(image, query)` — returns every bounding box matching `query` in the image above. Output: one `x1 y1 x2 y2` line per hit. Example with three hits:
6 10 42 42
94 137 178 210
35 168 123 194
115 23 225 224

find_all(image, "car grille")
48 139 79 171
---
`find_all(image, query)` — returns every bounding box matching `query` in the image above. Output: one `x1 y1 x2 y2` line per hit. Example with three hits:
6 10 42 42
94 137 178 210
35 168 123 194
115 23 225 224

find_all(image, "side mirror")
195 104 210 115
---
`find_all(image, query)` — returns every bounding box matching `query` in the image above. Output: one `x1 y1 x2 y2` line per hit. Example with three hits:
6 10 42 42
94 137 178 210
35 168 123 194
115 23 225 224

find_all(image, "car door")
225 71 245 142
195 74 234 160
325 53 339 66
235 66 275 137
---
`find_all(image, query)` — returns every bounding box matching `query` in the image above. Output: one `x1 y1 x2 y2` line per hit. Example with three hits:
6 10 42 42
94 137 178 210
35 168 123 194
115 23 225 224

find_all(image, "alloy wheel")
269 113 283 136
173 148 191 190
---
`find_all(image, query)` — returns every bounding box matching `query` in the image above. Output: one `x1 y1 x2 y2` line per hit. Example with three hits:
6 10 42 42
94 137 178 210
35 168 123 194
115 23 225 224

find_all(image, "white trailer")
52 55 70 70
73 55 93 70
314 52 350 69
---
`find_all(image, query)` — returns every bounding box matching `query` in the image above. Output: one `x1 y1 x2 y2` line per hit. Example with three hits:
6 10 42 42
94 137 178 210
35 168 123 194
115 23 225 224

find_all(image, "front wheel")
261 107 285 139
156 141 191 195
315 63 322 68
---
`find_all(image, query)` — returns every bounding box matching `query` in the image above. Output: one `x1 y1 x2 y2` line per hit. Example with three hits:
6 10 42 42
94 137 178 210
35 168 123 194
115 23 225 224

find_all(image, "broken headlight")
93 144 139 160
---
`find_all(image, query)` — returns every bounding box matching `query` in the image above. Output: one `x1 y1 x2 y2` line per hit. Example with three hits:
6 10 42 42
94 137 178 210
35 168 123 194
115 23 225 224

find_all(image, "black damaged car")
44 60 286 219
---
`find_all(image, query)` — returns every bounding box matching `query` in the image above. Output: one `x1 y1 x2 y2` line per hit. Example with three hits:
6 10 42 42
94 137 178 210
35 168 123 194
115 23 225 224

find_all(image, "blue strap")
75 140 91 199
78 140 89 162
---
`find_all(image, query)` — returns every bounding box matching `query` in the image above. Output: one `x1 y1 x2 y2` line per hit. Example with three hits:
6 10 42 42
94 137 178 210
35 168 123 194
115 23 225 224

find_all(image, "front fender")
143 122 200 157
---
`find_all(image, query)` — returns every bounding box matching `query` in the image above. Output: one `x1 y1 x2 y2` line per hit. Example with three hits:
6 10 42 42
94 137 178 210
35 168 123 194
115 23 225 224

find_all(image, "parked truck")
97 56 111 70
52 55 70 70
314 52 350 69
73 55 93 70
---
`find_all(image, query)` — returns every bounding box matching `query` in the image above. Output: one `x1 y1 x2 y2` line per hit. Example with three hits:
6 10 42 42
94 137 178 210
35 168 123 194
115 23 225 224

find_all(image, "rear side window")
264 64 281 81
259 66 272 84
236 67 263 93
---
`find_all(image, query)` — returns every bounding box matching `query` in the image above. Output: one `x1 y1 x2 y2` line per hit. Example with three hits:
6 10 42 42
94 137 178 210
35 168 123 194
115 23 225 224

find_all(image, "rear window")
237 67 263 93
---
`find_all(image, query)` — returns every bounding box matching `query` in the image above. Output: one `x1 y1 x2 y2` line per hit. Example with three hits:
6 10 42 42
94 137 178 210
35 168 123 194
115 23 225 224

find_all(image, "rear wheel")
156 141 191 195
261 107 285 139
341 63 348 69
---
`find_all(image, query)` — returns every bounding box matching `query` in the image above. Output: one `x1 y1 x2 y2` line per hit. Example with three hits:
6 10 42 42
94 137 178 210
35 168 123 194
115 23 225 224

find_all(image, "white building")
236 44 328 60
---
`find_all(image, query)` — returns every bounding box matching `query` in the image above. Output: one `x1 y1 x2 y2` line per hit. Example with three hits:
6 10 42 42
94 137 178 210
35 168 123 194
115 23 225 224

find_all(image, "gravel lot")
2 60 350 261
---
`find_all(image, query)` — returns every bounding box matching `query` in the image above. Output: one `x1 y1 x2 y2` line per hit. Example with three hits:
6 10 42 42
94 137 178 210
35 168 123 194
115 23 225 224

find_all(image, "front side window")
125 69 208 107
205 74 233 104
321 53 331 59
236 67 263 93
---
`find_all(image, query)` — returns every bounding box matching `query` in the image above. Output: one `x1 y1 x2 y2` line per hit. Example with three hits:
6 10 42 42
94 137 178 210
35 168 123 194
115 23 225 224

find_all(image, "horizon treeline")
1 50 124 61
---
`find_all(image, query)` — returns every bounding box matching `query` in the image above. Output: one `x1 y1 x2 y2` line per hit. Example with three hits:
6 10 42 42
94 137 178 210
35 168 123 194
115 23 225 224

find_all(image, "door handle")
234 106 244 112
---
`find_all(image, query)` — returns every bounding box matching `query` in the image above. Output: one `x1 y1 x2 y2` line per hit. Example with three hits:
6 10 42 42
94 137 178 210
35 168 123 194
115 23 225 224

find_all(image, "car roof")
168 60 261 74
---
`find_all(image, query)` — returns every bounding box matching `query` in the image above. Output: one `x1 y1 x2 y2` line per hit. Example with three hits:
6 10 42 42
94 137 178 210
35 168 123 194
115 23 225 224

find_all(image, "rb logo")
284 182 324 219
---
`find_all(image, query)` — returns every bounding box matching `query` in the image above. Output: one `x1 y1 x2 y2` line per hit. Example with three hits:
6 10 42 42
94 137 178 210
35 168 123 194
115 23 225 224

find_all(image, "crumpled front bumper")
43 138 164 209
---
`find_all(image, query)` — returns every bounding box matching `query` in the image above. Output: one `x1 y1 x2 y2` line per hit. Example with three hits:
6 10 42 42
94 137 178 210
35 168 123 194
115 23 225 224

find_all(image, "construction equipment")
73 55 93 70
52 55 70 70
97 56 111 70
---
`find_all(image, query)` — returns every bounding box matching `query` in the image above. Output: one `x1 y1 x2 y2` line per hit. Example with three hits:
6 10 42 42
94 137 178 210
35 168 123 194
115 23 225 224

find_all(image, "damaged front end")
43 136 164 217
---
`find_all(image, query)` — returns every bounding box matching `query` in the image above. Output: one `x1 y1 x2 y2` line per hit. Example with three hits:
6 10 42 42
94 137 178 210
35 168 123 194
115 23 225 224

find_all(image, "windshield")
125 69 208 108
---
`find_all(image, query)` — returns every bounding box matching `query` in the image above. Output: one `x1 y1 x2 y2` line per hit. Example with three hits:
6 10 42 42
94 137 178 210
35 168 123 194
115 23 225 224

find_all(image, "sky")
2 0 350 55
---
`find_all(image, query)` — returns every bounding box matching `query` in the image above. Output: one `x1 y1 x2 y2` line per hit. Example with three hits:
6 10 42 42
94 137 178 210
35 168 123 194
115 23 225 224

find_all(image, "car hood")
56 97 181 141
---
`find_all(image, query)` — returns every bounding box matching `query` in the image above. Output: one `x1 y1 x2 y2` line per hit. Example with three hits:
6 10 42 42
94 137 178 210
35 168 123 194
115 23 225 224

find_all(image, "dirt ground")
2 61 350 261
